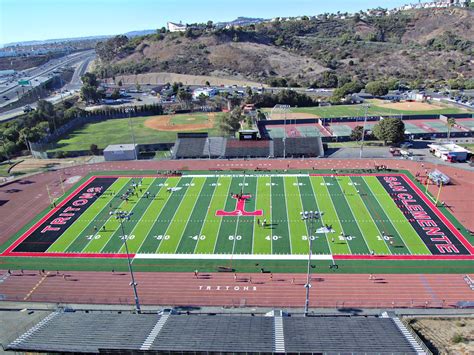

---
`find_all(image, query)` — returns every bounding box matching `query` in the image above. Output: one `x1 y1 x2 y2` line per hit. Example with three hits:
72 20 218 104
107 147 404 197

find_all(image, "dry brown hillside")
95 8 474 87
402 8 474 43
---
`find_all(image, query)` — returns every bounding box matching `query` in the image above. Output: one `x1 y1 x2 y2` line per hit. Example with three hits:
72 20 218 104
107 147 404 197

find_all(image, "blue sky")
0 0 411 44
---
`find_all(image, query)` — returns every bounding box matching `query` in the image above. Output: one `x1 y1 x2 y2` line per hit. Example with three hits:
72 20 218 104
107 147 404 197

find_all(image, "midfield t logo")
216 194 263 217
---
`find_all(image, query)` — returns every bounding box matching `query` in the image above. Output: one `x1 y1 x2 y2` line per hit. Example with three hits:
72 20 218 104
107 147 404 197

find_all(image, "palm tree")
446 117 456 141
19 128 32 156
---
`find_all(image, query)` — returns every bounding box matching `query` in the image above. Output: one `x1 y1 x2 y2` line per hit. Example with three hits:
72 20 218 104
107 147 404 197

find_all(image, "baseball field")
2 171 472 271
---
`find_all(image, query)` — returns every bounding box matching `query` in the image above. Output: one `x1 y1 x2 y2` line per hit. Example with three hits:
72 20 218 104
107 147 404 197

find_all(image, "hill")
94 8 474 88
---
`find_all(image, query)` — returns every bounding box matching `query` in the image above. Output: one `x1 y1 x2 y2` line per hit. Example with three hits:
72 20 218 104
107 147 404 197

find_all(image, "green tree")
81 73 101 103
197 93 208 105
245 86 253 97
18 127 32 152
312 71 338 88
220 107 243 135
81 72 99 87
110 88 121 100
81 84 100 103
177 88 192 108
365 80 389 97
350 126 364 141
257 111 267 121
373 118 405 145
90 144 99 155
332 81 364 101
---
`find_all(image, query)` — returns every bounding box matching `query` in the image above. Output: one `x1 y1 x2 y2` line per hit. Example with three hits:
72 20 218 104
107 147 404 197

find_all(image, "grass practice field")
3 172 472 265
51 113 222 152
286 102 468 118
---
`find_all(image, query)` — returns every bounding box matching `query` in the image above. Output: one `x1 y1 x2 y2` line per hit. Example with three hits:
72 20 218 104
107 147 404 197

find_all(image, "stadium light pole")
301 210 320 317
110 210 141 313
359 104 370 159
125 107 138 160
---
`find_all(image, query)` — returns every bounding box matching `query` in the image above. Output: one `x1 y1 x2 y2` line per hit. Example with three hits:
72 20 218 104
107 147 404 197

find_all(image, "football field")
3 172 472 261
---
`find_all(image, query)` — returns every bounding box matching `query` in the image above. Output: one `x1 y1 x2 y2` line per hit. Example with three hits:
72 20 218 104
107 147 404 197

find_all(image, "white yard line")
61 178 131 252
363 177 414 255
347 176 392 255
156 178 195 253
297 176 331 256
120 178 166 254
316 177 354 255
183 173 309 178
134 178 178 255
135 253 333 260
269 178 274 254
337 177 373 255
229 174 246 258
282 178 293 254
98 179 155 254
173 177 207 254
193 177 219 254
211 178 233 254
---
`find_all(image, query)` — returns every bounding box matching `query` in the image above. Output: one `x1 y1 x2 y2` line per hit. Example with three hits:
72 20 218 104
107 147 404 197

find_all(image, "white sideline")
183 174 309 178
134 253 333 260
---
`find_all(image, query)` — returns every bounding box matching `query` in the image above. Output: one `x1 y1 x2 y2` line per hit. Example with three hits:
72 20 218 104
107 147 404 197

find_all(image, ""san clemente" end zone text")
381 176 467 254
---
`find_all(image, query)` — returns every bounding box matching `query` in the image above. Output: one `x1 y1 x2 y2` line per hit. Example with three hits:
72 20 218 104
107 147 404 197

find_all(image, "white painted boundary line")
184 174 309 178
135 253 333 260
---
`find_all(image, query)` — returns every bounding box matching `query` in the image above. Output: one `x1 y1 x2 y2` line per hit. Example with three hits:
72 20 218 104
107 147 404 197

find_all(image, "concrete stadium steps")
8 312 422 353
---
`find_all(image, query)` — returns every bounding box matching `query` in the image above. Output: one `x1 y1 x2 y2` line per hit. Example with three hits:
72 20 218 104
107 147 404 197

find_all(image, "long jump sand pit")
269 112 320 120
144 113 216 132
372 100 447 111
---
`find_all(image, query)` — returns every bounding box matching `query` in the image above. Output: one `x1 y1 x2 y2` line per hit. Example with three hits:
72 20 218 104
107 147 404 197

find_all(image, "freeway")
0 52 95 122
0 50 95 108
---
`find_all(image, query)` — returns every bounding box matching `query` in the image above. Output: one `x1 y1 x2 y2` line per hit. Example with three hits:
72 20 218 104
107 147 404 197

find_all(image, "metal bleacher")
172 138 207 158
225 139 271 158
7 312 424 354
204 137 227 158
273 137 324 158
283 317 417 354
150 314 274 352
8 312 159 353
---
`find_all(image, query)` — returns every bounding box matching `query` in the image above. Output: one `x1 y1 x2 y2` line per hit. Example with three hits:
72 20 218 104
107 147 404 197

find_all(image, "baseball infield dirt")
144 113 216 132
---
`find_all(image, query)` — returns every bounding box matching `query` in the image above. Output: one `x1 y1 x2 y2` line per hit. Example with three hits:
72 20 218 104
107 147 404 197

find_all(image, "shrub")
451 334 465 344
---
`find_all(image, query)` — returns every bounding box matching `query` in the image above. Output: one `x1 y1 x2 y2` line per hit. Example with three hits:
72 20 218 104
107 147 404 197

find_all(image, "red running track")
0 270 472 309
1 158 473 249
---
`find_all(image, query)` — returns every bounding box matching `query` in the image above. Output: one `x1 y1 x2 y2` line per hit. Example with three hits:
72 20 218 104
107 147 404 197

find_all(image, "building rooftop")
428 143 470 153
103 144 137 152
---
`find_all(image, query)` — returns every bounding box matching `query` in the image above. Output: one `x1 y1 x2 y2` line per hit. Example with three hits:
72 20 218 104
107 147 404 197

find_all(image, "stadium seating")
283 317 415 353
273 137 323 157
225 139 271 158
150 315 274 352
172 138 207 159
8 312 159 353
8 312 421 353
204 137 227 158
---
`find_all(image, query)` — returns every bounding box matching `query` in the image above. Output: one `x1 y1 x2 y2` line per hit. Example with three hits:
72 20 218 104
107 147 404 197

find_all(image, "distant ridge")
2 29 157 47
2 17 268 47
3 35 113 47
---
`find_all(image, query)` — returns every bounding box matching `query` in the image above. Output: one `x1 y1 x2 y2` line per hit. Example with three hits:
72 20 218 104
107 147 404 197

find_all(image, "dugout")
103 144 138 161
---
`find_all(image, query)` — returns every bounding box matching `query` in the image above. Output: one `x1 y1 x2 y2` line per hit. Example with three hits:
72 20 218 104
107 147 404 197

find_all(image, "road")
0 51 95 122
0 50 95 108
